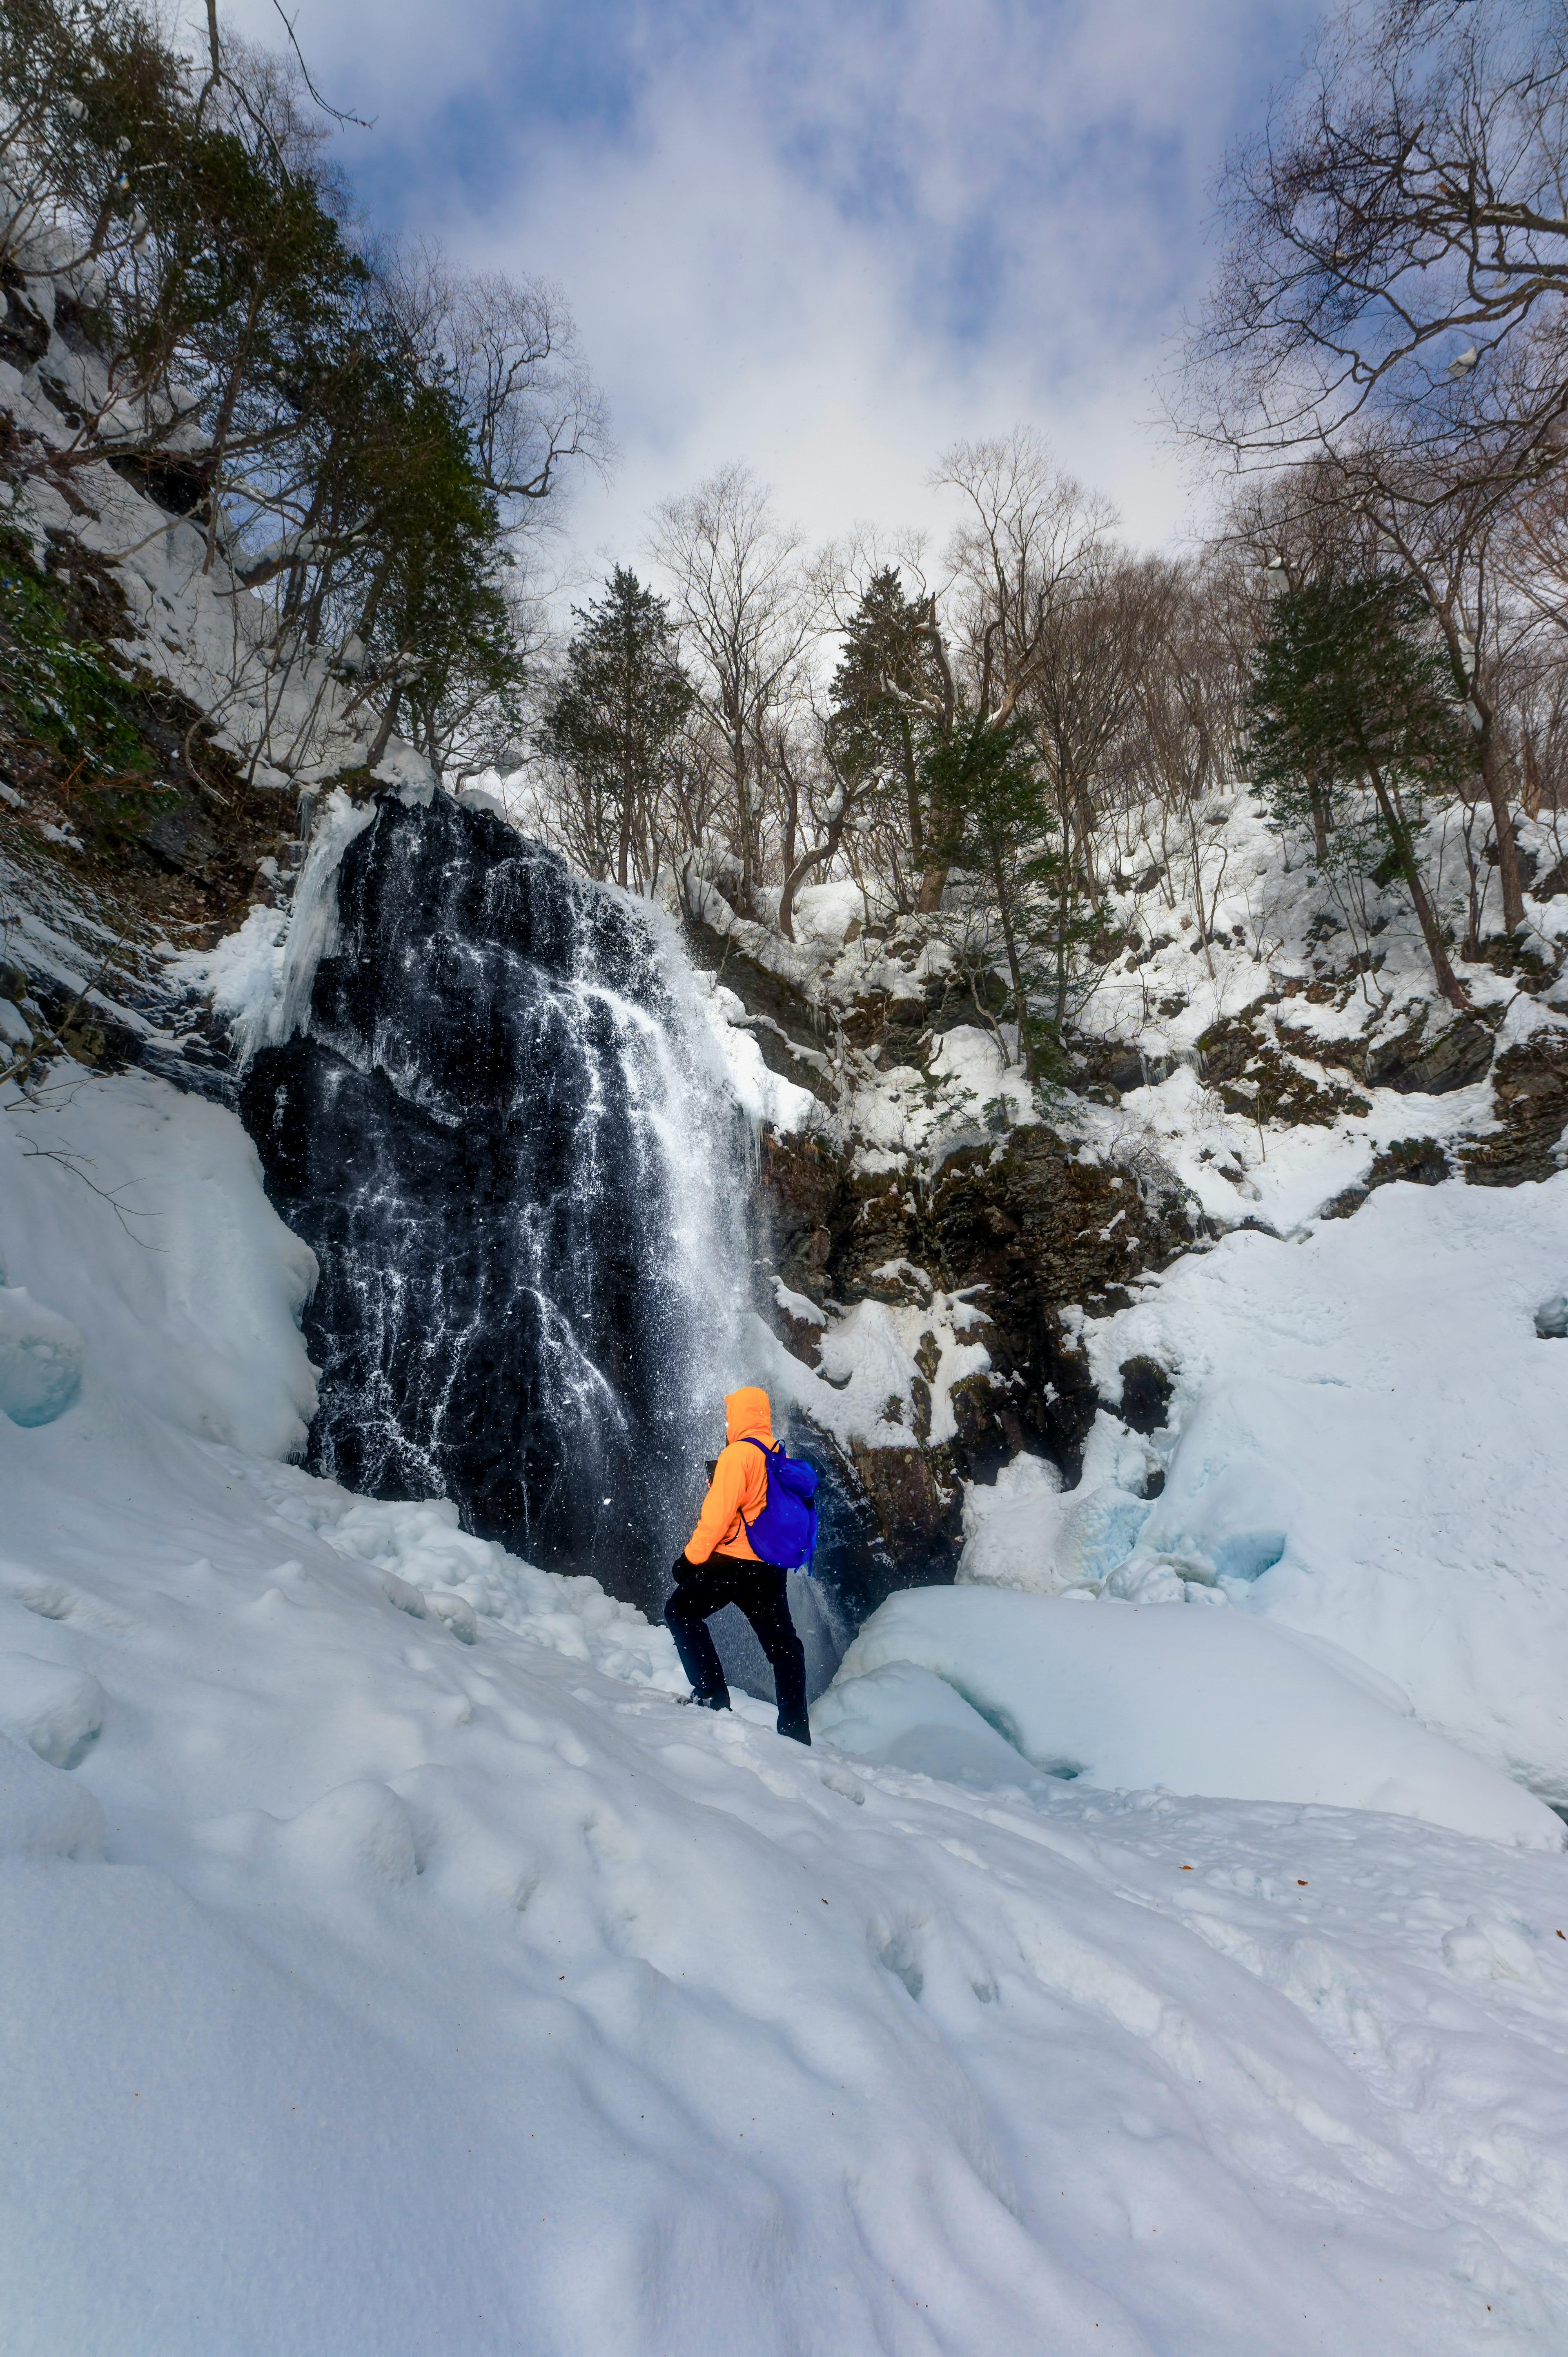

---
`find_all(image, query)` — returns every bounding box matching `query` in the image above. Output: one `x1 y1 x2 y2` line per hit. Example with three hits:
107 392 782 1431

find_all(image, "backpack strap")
737 1435 779 1531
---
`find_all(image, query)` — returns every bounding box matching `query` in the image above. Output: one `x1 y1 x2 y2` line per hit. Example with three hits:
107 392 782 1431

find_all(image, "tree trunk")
1308 781 1330 866
1366 764 1468 1010
990 840 1036 1083
368 689 400 768
916 859 950 913
1070 770 1104 915
1474 714 1525 933
733 725 756 914
779 814 845 941
900 716 924 870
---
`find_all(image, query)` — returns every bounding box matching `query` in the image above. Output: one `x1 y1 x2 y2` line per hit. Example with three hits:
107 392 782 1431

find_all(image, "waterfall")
238 785 750 1613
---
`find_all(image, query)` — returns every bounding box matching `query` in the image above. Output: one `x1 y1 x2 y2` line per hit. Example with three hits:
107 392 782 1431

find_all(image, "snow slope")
5 1069 1568 2353
956 1164 1568 1797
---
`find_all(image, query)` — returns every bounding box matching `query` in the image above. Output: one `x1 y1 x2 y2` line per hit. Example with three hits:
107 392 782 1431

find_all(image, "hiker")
666 1385 814 1745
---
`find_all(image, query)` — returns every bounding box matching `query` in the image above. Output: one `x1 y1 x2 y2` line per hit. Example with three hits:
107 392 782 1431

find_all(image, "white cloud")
216 0 1321 573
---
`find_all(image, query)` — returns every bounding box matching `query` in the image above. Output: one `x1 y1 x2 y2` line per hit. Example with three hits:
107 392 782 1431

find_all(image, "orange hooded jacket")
684 1386 775 1564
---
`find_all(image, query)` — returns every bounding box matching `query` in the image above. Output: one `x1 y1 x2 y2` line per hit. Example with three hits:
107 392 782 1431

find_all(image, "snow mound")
0 1653 105 1769
0 1286 84 1426
0 1073 318 1457
250 1486 688 1688
812 1658 1057 1789
827 1586 1563 1847
958 1438 1161 1593
0 1724 104 1858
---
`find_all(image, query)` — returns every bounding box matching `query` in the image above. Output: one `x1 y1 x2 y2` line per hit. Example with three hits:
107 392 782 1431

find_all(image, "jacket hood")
724 1385 773 1445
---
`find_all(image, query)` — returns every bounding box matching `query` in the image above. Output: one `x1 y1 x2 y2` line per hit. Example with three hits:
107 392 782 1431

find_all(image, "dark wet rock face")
1290 1006 1497 1097
759 1121 1201 1567
1369 1136 1451 1188
1463 1028 1568 1186
240 793 739 1612
1365 1013 1497 1094
1118 1356 1173 1434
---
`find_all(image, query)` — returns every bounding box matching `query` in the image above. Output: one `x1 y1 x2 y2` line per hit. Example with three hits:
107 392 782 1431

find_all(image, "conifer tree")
921 709 1079 1083
825 568 950 888
541 569 694 889
1248 574 1474 1007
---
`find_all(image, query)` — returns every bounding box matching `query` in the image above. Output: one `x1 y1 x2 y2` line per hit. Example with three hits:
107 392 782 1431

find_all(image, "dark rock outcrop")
1118 1356 1174 1433
1199 1014 1370 1126
1287 1004 1497 1097
758 1119 1202 1568
1462 1028 1568 1186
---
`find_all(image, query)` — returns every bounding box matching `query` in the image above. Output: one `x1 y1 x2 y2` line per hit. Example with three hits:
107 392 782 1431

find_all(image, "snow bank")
254 1485 687 1691
1079 1172 1568 1797
0 1073 318 1456
789 877 864 946
826 1586 1562 1846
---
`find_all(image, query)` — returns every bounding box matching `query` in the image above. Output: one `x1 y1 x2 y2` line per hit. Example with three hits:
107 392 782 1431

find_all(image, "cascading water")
237 783 751 1614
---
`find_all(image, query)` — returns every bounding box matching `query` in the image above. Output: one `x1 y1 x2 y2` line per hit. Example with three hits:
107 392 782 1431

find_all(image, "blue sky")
222 0 1323 575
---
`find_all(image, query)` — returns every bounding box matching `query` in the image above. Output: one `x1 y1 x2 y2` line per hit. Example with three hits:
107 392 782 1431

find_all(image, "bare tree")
922 429 1117 908
648 467 820 912
386 244 611 517
937 430 1118 720
1189 0 1568 465
1122 559 1253 971
1025 549 1170 909
1185 0 1568 934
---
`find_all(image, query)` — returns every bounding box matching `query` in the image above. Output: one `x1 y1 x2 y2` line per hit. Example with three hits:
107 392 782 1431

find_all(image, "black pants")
666 1556 810 1744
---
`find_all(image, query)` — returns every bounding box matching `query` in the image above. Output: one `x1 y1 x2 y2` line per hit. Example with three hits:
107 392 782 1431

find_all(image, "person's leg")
741 1570 811 1744
664 1559 731 1708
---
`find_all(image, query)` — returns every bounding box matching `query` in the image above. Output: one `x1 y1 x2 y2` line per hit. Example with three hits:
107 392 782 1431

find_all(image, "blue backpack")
739 1437 820 1572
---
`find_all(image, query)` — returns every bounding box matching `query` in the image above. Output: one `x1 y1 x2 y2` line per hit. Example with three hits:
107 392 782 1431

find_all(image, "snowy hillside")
5 975 1568 2350
11 0 1568 2340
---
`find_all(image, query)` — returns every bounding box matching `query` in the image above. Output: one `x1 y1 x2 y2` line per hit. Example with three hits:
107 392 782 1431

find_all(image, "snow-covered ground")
5 1059 1568 2351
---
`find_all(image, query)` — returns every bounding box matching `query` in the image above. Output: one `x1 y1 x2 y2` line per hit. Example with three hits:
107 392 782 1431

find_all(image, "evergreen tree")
825 569 949 894
1248 574 1474 1007
0 1 599 783
921 709 1082 1084
541 570 695 888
